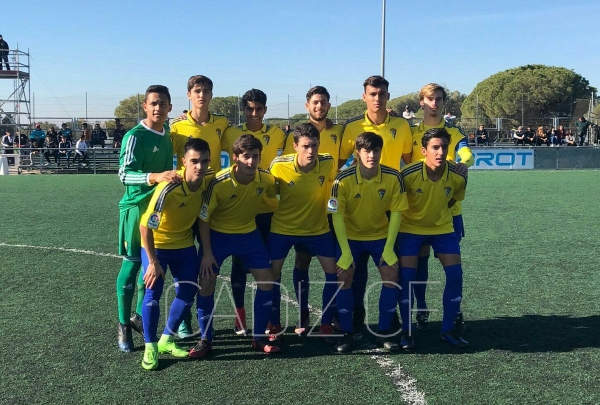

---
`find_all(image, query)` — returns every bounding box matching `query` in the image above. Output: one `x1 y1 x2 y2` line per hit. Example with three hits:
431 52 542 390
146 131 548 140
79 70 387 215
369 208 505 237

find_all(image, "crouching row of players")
137 124 467 370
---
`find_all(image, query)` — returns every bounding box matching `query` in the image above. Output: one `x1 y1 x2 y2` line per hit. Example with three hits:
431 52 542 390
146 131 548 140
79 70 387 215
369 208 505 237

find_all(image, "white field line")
0 242 426 404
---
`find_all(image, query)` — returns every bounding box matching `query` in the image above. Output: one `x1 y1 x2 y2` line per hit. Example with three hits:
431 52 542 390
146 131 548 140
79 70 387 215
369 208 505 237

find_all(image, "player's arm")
380 211 400 269
198 219 218 278
139 225 164 289
328 179 353 271
118 133 181 186
401 124 413 165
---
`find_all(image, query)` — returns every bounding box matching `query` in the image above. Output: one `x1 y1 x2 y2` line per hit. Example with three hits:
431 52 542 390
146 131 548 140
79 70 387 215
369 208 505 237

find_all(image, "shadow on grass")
368 314 600 355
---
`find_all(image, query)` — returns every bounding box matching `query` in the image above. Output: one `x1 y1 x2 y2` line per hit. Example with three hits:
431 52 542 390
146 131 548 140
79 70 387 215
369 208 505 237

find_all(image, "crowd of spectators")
510 120 596 147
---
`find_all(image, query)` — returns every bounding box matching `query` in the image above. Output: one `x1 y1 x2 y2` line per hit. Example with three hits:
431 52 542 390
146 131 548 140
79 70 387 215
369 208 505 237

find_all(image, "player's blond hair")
419 83 447 101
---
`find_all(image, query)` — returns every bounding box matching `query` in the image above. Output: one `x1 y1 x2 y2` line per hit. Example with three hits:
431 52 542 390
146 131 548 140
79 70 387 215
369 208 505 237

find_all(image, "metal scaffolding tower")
0 47 31 136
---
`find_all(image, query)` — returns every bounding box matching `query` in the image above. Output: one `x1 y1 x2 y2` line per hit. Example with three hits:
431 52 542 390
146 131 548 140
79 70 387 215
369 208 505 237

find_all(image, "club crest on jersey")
264 135 270 145
327 198 338 213
147 213 161 229
444 187 452 197
216 129 222 137
378 189 386 200
390 128 397 139
330 134 337 144
200 205 208 220
318 176 325 187
256 187 264 196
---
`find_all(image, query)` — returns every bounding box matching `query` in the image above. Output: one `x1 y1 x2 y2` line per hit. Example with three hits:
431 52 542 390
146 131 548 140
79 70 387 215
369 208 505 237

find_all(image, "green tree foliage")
461 65 596 126
211 96 239 124
388 92 420 114
336 99 365 121
114 94 145 122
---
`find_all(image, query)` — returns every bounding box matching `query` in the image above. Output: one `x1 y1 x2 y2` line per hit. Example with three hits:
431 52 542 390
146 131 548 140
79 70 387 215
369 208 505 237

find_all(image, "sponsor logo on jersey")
179 202 186 208
147 212 160 229
152 146 159 153
230 194 238 199
354 193 361 199
416 188 423 193
327 198 338 212
200 204 208 220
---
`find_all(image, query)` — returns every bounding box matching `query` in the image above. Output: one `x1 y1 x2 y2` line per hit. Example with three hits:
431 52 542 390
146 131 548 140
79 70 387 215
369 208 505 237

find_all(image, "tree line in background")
111 64 597 131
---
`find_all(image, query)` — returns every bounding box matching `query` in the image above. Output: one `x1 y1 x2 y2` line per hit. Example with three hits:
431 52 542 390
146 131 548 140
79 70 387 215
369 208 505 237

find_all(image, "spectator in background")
0 35 9 70
513 126 525 145
475 125 489 146
82 123 92 147
565 129 576 146
524 126 535 145
46 126 59 142
91 123 107 148
1 129 15 164
113 119 126 151
548 127 559 146
30 124 46 147
73 134 89 166
535 126 548 146
576 117 592 146
556 124 565 145
60 123 73 143
17 131 28 148
57 134 73 167
402 105 416 125
444 111 456 126
284 124 292 135
43 133 59 166
182 109 188 115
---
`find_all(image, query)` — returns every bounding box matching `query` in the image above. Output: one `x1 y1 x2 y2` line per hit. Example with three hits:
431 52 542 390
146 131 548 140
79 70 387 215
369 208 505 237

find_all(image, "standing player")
194 134 279 355
171 75 228 172
410 83 473 331
328 132 407 352
339 75 412 328
138 138 213 370
268 123 342 349
116 85 181 353
398 128 469 349
283 86 344 335
220 89 287 335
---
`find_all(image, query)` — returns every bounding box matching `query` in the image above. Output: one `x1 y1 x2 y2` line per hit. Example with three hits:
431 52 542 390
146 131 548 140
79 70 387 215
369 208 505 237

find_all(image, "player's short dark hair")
145 85 171 104
242 89 267 108
355 132 383 151
232 134 263 156
184 138 210 155
419 83 447 101
363 75 389 90
306 86 330 102
187 75 213 92
422 127 450 147
293 122 320 144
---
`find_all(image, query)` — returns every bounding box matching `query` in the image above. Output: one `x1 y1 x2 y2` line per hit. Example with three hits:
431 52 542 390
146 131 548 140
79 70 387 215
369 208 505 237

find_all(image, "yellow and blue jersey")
399 160 466 235
284 123 343 168
269 153 337 236
171 111 229 172
200 165 277 234
340 112 412 170
328 164 407 241
140 167 214 249
221 123 288 171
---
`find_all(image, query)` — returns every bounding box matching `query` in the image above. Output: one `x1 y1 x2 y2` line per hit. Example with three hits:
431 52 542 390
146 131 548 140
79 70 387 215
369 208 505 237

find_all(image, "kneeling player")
195 134 279 355
398 128 469 349
139 138 213 370
328 132 406 352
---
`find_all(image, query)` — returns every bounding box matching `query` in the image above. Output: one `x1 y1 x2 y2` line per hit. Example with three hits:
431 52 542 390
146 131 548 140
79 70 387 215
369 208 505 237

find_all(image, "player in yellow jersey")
281 86 345 335
410 83 473 331
339 75 412 329
195 134 280 354
327 132 407 352
171 75 229 172
398 128 469 349
268 123 340 347
220 89 287 336
137 138 212 370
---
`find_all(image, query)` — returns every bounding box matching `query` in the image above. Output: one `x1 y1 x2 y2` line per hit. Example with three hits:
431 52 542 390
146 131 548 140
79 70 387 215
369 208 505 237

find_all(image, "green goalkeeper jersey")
118 121 174 211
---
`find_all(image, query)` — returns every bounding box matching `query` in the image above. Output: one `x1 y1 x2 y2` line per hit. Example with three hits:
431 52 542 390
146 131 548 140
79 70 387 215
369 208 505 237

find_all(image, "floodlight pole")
381 0 386 78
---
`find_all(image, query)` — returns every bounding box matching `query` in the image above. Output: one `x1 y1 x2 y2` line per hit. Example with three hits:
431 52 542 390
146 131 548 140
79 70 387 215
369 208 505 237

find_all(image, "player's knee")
294 252 311 270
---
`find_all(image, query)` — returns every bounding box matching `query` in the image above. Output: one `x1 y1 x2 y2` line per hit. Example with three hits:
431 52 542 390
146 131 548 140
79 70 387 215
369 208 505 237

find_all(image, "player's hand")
455 162 468 177
143 261 165 289
387 108 398 117
156 170 182 184
200 253 218 279
380 249 399 270
336 254 354 275
325 118 334 129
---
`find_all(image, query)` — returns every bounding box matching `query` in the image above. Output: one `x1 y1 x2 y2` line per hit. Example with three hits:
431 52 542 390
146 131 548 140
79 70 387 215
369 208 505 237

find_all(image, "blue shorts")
397 232 461 257
269 231 335 261
294 214 335 255
141 245 198 284
453 214 465 242
336 238 390 267
210 229 271 271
